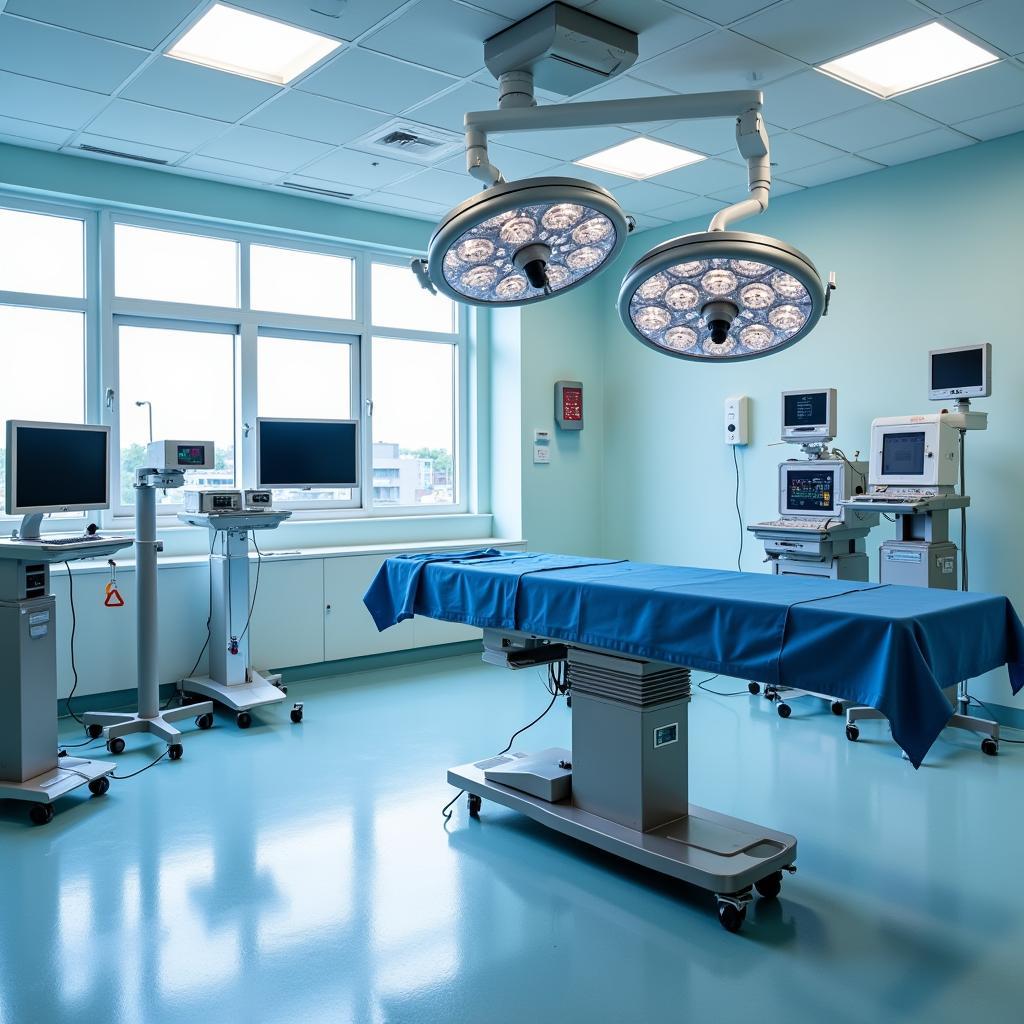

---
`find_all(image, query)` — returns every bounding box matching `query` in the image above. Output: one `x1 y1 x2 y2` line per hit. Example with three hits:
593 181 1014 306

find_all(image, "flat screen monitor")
783 467 836 514
881 431 926 477
256 418 359 489
929 343 991 400
5 420 110 514
781 388 837 442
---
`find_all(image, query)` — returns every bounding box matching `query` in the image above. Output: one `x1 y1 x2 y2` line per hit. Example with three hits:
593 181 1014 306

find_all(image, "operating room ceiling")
0 0 1022 227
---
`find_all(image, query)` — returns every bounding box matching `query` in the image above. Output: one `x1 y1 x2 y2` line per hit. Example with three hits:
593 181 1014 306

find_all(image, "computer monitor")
256 418 359 489
928 343 991 401
780 465 837 516
5 420 110 514
781 388 837 442
868 415 960 488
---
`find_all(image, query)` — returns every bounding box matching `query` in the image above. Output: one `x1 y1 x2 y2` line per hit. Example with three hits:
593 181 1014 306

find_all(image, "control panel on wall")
555 380 584 430
724 395 750 445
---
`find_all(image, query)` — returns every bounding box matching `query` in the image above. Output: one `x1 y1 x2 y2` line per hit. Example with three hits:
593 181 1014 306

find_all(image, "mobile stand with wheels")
177 509 303 728
84 462 213 758
0 527 132 824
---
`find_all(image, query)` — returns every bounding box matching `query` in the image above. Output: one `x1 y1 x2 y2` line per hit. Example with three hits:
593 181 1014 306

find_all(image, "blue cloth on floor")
363 551 1024 767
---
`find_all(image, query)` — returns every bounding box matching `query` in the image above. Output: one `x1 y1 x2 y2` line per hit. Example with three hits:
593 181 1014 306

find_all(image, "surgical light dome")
427 177 628 307
617 231 827 361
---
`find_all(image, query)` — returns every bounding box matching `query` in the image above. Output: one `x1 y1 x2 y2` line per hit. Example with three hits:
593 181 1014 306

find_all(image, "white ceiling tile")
87 99 229 150
666 0 782 25
352 193 443 220
762 132 845 172
645 155 749 193
199 125 333 172
244 91 389 145
953 101 1024 139
462 0 555 18
650 118 744 156
73 133 187 164
759 69 872 128
631 28 803 93
299 48 456 113
4 0 197 49
629 213 671 231
0 15 148 93
0 70 109 129
387 168 476 206
502 125 638 161
122 57 280 122
647 194 729 222
733 0 929 64
918 1 980 11
280 175 370 197
438 143 560 180
363 0 511 77
405 81 497 132
180 155 285 183
0 114 72 146
859 127 973 165
948 0 1024 55
798 102 936 150
783 154 883 186
544 161 634 190
0 133 61 152
896 61 1024 123
613 179 691 213
229 0 409 40
302 147 420 188
709 176 802 201
586 0 712 61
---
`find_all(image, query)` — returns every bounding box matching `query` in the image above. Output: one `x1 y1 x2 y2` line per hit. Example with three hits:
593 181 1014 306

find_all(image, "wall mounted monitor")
256 418 359 489
929 343 991 401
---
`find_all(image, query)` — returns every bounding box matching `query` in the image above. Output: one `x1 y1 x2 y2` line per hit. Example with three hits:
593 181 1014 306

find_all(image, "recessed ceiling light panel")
167 3 342 86
428 177 628 306
575 136 706 179
618 232 826 361
817 22 998 99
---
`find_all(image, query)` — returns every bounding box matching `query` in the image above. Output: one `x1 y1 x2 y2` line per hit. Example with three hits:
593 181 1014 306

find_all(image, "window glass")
114 224 239 307
0 307 85 512
251 245 354 319
117 324 235 505
0 208 84 298
257 334 354 503
371 337 455 506
371 262 456 334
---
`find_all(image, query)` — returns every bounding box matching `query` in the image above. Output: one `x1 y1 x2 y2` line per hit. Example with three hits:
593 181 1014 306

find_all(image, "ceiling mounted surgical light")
411 3 834 361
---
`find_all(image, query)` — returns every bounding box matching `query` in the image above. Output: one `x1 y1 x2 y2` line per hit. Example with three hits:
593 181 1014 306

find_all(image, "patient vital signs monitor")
781 388 837 443
929 343 991 401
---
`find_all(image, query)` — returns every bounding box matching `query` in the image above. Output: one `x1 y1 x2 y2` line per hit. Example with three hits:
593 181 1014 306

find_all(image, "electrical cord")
732 444 744 572
697 674 749 697
831 447 866 488
110 748 171 779
167 531 219 710
63 562 84 725
239 533 263 643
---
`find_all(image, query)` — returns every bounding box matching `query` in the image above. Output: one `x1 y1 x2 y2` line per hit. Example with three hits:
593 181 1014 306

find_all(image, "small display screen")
882 431 926 476
13 426 108 511
786 469 835 512
562 387 583 420
784 391 827 428
176 444 207 466
258 420 358 487
931 348 983 391
654 723 678 748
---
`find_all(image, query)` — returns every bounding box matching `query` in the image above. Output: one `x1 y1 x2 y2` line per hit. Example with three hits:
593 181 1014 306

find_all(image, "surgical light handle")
463 89 771 232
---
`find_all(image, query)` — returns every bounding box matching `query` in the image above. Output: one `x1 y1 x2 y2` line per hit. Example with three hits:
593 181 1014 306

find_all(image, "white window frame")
0 195 99 530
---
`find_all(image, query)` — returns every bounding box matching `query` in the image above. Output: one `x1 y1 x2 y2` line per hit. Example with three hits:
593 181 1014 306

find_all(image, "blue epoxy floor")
2 654 1023 1024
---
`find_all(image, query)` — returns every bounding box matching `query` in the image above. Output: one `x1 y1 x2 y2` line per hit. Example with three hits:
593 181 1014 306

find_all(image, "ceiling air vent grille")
349 119 462 164
280 181 355 199
78 144 169 165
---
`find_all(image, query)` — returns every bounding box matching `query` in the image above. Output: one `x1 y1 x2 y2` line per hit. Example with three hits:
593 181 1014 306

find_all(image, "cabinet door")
323 555 416 661
249 558 325 670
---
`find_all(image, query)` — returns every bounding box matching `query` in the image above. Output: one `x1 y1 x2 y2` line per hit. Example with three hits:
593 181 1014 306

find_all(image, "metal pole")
135 481 159 719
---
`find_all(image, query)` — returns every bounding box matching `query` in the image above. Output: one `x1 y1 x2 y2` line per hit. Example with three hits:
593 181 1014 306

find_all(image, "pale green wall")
598 130 1024 707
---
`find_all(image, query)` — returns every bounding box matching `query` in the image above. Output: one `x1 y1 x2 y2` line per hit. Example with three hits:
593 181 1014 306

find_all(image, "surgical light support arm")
463 90 771 231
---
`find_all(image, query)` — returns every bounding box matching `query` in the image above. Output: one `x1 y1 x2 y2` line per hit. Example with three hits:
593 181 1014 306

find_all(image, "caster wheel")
88 776 110 797
981 737 998 756
87 723 103 739
30 803 55 826
717 903 746 933
748 682 760 695
195 713 213 730
468 794 482 818
236 711 252 730
777 703 792 719
846 724 860 742
107 737 126 755
280 685 288 695
831 701 845 716
168 743 183 761
290 705 303 724
754 872 782 899
566 695 572 709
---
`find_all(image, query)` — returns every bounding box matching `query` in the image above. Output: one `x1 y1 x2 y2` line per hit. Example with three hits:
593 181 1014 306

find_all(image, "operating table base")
845 703 999 755
449 752 797 932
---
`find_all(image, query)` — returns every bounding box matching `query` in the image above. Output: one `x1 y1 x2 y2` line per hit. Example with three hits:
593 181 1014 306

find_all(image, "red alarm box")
555 380 584 430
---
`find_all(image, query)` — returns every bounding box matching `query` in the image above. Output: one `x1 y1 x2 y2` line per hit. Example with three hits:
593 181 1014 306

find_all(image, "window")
114 224 239 307
0 208 84 298
116 322 236 506
371 261 456 334
251 245 354 320
371 337 456 506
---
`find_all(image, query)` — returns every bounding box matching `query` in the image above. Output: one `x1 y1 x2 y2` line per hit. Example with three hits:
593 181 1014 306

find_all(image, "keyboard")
755 518 834 531
38 535 109 546
849 495 925 505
